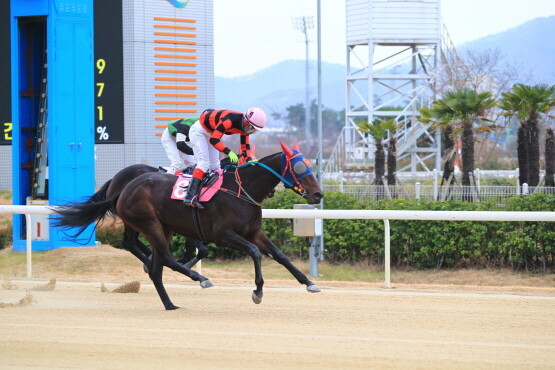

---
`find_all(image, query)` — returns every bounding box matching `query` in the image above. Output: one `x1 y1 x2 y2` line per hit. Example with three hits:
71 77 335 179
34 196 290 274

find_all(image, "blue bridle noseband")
225 151 313 197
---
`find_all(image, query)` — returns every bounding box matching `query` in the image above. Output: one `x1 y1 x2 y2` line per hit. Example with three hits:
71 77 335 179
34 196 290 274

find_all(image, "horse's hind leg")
178 239 208 269
135 236 152 258
253 231 320 293
138 226 187 310
142 228 213 308
122 227 151 265
163 253 213 289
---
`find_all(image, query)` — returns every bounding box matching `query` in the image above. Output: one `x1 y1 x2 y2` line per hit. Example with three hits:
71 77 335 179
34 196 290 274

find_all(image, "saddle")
158 166 194 176
170 170 224 202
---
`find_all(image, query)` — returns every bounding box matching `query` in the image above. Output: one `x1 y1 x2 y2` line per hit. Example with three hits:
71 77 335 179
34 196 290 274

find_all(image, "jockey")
184 107 266 208
161 117 199 175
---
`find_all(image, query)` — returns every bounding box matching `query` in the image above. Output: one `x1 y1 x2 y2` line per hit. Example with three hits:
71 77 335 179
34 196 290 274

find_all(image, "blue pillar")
11 0 95 251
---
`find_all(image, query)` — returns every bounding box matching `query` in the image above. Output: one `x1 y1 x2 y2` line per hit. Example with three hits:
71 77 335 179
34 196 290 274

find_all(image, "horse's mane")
224 152 281 173
258 152 282 163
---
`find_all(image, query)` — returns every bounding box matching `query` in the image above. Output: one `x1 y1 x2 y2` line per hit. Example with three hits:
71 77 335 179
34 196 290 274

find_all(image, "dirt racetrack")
1 277 555 369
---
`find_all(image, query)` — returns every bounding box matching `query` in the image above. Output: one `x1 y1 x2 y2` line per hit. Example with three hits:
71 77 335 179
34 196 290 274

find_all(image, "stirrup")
184 196 204 209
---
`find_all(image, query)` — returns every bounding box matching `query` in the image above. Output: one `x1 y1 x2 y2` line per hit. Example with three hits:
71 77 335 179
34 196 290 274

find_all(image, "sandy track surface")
1 278 554 369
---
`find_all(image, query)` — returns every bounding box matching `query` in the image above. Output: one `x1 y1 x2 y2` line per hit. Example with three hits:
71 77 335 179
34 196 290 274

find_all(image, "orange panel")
154 17 196 23
155 24 196 31
156 101 197 105
155 69 197 74
155 47 197 52
155 117 185 121
155 77 197 82
155 39 197 45
156 109 198 113
154 32 196 38
155 86 197 90
155 54 197 60
155 62 197 67
155 93 197 97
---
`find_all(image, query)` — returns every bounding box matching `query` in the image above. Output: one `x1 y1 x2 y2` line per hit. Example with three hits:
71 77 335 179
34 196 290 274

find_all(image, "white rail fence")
2 206 555 287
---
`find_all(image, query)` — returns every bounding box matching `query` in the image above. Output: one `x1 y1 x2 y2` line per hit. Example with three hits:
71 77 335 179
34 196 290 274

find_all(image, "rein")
223 157 306 200
224 161 293 187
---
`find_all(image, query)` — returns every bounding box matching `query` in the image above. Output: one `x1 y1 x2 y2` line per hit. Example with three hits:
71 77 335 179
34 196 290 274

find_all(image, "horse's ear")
293 142 300 151
280 141 294 157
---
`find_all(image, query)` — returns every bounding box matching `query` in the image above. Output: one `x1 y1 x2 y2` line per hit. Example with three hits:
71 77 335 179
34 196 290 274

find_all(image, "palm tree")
420 89 497 190
356 119 399 199
499 84 555 188
419 106 457 187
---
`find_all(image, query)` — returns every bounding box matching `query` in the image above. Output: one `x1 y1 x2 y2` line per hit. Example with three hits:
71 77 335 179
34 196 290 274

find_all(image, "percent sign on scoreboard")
97 126 110 140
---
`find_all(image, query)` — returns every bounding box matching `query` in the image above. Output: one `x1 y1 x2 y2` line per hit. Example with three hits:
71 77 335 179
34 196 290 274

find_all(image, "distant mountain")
460 16 555 85
215 16 555 120
215 60 346 116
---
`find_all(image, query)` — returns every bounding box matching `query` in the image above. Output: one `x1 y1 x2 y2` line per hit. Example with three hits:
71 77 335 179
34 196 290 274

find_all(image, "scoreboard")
93 0 124 143
0 0 126 145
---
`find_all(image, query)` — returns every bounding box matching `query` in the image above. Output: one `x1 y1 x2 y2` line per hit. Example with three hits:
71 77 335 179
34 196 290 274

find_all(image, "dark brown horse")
88 164 208 270
52 142 323 310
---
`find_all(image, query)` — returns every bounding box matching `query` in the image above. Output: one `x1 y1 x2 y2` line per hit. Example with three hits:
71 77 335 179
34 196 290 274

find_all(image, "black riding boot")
183 177 204 209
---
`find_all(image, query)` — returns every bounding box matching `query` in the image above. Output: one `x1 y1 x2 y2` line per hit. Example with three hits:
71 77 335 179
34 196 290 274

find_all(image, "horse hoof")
200 280 213 289
143 264 149 274
165 305 180 311
307 284 321 293
251 291 262 304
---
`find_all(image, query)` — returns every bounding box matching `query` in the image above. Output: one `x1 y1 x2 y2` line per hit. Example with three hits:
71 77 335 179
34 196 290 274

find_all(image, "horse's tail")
87 179 112 203
50 193 119 237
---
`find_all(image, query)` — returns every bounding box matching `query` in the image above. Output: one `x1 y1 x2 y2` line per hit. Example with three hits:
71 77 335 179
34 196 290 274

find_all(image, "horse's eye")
293 161 307 175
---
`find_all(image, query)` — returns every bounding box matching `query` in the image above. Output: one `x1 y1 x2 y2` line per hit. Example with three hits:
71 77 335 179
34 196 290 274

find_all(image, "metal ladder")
31 44 48 198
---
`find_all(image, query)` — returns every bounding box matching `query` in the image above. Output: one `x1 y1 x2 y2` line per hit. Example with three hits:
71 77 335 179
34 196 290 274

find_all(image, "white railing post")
339 171 344 192
384 219 391 288
25 214 32 278
523 183 529 195
432 169 438 201
415 182 421 200
516 168 520 195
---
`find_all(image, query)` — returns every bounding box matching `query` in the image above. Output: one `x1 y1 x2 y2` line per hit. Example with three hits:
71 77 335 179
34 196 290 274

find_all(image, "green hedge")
0 229 11 250
260 191 555 271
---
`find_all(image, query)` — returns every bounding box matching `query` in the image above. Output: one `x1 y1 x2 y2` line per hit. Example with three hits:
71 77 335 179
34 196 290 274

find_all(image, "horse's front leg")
252 230 321 293
220 232 264 304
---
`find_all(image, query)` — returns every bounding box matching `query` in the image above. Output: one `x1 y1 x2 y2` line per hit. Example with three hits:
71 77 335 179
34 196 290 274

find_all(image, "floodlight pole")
309 0 324 278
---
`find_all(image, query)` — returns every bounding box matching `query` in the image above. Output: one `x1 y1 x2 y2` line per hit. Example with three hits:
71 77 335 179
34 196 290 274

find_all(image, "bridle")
223 152 312 205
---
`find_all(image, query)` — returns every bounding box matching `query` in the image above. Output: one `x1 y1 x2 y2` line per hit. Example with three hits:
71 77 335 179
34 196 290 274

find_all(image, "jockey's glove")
228 151 239 164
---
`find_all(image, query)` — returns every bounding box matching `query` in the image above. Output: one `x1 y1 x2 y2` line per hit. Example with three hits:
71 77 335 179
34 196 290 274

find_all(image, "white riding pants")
161 128 195 172
189 120 221 172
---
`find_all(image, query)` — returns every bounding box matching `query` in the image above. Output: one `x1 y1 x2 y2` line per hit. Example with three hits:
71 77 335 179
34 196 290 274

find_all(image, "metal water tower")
327 0 450 177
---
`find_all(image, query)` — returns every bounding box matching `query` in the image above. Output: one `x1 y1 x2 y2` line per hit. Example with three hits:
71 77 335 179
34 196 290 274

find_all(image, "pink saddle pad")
171 170 224 202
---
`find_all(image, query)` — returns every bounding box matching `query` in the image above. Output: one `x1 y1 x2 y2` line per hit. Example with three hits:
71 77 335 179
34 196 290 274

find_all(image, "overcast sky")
213 0 555 77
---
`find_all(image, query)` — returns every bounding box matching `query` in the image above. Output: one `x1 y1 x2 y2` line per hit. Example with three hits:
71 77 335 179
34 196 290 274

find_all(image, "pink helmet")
244 107 266 131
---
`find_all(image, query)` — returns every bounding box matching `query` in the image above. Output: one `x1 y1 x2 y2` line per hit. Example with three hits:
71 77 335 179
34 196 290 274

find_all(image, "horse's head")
280 141 324 205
